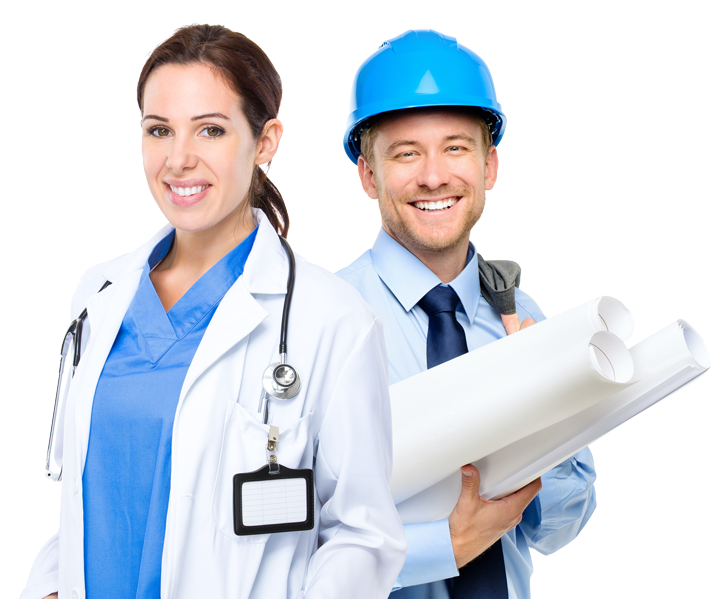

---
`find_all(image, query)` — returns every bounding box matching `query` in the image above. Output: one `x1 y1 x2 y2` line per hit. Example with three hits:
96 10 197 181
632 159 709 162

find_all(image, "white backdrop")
2 1 709 597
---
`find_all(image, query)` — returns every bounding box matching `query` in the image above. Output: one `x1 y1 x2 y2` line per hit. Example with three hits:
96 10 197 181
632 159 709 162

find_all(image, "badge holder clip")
233 424 315 536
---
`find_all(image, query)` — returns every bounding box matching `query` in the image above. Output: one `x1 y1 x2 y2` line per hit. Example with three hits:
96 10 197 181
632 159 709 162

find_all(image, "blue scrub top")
82 227 257 598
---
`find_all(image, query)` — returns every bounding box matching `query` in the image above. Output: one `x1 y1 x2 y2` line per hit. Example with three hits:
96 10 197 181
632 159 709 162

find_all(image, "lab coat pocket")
212 401 313 543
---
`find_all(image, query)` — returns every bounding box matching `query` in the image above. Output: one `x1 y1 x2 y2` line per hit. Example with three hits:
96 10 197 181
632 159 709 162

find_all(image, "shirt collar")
370 228 482 324
448 244 482 325
148 229 176 270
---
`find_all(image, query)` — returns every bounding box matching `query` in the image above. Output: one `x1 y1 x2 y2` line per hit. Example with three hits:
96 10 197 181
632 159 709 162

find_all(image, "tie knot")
417 285 461 317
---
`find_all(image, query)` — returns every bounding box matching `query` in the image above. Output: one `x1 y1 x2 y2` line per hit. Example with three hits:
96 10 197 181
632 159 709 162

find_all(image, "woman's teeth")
170 185 209 197
414 198 458 211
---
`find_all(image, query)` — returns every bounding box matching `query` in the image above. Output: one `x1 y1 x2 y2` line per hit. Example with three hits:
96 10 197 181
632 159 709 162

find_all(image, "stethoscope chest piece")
262 361 301 400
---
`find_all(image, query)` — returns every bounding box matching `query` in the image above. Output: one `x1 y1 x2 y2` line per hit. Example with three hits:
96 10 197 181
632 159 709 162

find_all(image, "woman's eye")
148 126 172 137
200 126 225 137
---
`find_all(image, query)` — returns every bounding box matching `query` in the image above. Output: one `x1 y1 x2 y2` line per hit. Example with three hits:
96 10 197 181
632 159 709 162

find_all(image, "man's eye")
447 146 463 152
148 126 171 137
200 126 225 137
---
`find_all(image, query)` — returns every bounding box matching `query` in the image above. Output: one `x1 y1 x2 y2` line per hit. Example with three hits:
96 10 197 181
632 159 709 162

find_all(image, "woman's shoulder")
69 254 130 318
70 226 174 318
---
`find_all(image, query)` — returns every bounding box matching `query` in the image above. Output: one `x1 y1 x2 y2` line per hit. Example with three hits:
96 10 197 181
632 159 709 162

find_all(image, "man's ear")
485 144 499 191
358 155 379 199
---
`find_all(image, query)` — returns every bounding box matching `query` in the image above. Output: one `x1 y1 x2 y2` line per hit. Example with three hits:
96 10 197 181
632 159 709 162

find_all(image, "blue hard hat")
344 30 506 164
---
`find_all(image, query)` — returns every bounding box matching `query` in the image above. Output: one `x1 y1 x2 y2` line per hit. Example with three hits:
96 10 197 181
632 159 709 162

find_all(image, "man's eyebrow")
191 112 230 121
384 134 479 154
443 134 478 145
385 140 419 154
142 114 169 123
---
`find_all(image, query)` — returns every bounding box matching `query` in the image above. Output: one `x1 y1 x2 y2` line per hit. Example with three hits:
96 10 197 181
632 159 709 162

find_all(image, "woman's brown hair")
137 24 289 237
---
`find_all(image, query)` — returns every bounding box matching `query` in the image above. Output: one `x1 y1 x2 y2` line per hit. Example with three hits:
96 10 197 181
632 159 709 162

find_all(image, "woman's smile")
163 178 212 207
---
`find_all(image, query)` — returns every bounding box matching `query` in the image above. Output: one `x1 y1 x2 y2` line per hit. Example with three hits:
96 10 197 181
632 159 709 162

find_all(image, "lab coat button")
70 589 80 599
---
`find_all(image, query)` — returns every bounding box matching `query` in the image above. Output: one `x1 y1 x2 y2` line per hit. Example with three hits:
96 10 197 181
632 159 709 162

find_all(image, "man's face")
359 108 498 257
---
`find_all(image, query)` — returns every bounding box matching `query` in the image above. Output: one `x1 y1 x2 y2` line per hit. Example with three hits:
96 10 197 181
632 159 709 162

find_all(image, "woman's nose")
166 137 198 173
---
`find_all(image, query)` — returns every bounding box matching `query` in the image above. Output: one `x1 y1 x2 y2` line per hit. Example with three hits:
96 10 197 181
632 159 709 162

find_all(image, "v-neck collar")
130 227 258 362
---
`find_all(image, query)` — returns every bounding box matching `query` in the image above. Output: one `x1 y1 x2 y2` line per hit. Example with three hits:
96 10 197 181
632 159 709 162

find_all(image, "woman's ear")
255 118 283 166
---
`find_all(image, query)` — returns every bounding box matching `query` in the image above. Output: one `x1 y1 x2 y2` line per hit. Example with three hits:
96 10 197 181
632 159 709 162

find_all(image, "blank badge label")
242 478 307 525
234 465 314 535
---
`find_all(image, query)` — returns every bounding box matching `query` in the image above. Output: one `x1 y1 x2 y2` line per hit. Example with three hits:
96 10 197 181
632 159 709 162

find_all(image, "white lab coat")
21 210 406 599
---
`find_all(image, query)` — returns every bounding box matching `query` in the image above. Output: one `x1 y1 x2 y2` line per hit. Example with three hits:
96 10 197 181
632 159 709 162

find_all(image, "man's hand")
501 313 536 335
449 466 542 569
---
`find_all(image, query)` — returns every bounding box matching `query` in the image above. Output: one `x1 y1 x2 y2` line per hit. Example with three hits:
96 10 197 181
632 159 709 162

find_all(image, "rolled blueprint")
396 319 709 524
389 296 635 504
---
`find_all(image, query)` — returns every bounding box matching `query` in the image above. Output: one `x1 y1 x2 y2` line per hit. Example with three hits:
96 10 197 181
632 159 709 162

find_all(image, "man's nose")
416 154 451 190
166 136 198 173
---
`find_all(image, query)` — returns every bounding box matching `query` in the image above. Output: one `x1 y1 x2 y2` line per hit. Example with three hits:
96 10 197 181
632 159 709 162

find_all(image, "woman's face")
141 63 281 238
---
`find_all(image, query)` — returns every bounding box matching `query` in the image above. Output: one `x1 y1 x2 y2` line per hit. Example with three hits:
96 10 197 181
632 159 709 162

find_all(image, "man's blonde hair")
358 108 494 167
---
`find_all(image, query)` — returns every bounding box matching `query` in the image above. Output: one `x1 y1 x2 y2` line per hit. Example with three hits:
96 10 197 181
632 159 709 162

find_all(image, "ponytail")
250 165 289 238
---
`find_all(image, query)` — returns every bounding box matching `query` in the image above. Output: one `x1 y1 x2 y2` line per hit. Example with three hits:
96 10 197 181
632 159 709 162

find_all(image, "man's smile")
410 196 461 212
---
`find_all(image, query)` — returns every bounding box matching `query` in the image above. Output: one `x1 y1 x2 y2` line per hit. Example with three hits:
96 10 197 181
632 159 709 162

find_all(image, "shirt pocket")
212 401 313 543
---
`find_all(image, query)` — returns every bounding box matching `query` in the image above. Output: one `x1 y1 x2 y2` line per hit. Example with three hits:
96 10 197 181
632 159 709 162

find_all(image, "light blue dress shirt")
82 227 257 599
337 229 597 599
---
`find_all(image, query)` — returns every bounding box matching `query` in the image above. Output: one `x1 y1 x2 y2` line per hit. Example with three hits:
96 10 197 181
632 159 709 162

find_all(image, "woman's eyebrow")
141 112 230 123
191 112 230 121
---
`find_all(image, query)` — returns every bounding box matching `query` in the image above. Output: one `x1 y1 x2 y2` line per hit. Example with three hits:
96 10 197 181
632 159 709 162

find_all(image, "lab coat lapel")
179 279 268 400
74 268 143 468
71 225 172 469
178 211 289 400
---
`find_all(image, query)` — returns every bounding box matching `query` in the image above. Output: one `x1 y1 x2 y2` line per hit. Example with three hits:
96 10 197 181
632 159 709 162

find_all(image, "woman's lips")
165 183 211 207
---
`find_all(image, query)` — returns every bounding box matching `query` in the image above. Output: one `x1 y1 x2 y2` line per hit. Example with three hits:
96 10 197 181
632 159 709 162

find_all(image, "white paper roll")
390 297 635 504
396 319 709 523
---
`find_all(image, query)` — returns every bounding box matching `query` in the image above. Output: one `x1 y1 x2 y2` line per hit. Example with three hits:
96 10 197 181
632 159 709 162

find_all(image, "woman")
21 25 405 599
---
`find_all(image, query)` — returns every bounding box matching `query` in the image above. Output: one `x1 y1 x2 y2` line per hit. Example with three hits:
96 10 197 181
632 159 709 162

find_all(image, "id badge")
233 424 314 536
233 465 314 535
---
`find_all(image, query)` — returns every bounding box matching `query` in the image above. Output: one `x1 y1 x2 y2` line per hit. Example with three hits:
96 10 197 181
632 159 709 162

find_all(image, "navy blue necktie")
417 286 508 599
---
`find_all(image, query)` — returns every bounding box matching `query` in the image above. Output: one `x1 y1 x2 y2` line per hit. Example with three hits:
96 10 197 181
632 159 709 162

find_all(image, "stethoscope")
45 236 301 482
258 237 301 422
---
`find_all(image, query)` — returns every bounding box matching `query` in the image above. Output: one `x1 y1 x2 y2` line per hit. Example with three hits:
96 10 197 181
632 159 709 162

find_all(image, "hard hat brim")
344 98 506 164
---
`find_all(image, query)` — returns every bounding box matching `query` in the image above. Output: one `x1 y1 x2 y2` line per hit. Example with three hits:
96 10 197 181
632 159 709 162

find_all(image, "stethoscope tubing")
278 236 295 360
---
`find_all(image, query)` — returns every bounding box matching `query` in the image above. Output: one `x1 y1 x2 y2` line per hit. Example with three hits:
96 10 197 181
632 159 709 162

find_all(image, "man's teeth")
170 185 209 197
413 198 458 211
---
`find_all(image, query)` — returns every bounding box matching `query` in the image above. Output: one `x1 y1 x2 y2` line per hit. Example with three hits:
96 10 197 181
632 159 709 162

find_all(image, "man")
337 30 597 599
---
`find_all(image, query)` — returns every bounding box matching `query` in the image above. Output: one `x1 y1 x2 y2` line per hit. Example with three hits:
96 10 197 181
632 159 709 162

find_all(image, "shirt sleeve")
518 448 597 555
19 533 59 599
392 519 459 590
513 288 546 324
513 288 598 555
303 317 407 598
